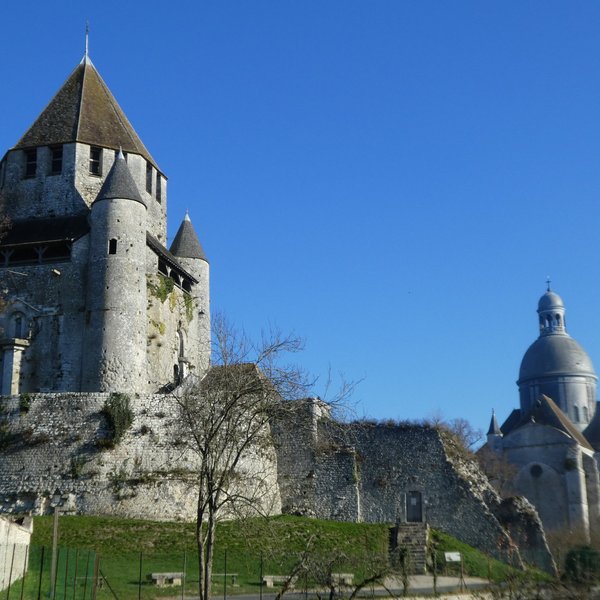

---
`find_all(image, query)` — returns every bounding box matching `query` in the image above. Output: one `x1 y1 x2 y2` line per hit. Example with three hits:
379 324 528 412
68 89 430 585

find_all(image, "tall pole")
50 508 60 600
223 550 227 600
138 553 143 600
181 552 186 600
36 547 45 600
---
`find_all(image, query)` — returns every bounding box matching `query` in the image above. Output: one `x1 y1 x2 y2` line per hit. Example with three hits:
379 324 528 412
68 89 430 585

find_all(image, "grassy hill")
18 515 527 600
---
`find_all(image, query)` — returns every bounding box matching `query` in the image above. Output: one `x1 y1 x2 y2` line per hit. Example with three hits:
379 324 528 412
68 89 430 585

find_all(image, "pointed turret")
486 409 503 450
96 150 145 206
169 212 210 378
170 212 207 261
487 410 501 436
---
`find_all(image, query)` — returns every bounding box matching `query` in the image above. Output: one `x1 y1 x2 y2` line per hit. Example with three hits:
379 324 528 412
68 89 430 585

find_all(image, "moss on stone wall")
184 294 194 322
147 274 174 303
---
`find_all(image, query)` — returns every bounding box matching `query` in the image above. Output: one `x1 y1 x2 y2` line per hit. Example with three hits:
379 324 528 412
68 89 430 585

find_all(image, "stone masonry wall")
273 410 554 570
0 517 32 591
0 392 281 520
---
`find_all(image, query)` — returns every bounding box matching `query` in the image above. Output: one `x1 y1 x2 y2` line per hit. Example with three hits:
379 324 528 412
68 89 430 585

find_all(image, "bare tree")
424 412 483 454
171 314 315 600
476 446 518 498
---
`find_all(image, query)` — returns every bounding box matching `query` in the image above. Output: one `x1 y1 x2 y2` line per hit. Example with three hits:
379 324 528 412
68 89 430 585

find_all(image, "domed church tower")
518 288 597 431
481 286 600 540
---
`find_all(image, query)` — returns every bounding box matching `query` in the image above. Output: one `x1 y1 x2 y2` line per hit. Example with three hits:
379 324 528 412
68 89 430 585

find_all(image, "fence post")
6 543 16 600
19 545 27 600
73 549 79 600
50 509 60 600
259 552 263 600
138 552 143 600
63 549 70 600
53 549 61 600
223 550 227 600
36 547 45 600
181 551 186 600
82 552 91 600
91 556 99 600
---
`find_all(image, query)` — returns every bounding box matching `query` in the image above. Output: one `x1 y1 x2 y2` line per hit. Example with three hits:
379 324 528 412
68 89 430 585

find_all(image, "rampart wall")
272 410 555 571
0 517 32 590
0 392 280 520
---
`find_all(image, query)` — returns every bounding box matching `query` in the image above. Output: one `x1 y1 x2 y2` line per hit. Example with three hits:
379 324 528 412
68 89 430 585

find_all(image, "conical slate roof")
96 151 145 206
13 57 160 171
487 410 501 436
170 213 207 261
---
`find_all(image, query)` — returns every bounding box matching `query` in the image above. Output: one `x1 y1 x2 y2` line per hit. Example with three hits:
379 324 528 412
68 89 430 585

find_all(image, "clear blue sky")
2 2 600 435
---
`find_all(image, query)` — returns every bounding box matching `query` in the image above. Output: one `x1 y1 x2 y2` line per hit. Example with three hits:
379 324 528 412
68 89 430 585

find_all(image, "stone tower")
0 53 210 393
169 212 210 380
81 151 148 392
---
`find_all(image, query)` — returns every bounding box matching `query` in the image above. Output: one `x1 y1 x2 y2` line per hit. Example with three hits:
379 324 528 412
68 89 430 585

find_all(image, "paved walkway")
201 574 490 599
385 574 489 595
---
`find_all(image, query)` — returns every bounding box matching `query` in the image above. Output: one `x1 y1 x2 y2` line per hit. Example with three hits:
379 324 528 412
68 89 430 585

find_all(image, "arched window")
574 406 580 422
108 238 117 255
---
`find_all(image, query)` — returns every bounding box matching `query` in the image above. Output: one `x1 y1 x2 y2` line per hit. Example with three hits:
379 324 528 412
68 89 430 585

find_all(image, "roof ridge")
93 65 138 150
75 63 87 141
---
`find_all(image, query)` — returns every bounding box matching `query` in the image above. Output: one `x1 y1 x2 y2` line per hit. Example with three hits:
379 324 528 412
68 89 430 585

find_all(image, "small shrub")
19 393 31 414
100 393 133 447
0 423 14 448
69 456 85 478
565 546 600 583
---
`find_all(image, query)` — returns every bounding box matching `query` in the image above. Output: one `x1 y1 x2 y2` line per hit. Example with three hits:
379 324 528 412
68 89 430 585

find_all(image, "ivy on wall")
100 393 133 448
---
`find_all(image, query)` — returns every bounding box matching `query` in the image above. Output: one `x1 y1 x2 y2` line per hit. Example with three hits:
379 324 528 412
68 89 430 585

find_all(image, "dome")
519 335 596 383
538 291 564 312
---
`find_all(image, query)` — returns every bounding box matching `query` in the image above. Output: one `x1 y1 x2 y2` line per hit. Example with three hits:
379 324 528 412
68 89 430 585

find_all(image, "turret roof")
170 213 208 261
13 57 160 172
96 151 145 206
487 410 502 436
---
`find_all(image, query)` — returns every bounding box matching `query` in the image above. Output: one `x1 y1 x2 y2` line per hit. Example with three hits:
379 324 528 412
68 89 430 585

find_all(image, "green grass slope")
18 515 529 600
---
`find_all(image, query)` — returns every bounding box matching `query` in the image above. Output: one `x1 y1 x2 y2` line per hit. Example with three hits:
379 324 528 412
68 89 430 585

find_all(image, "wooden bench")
331 573 354 586
212 573 239 586
148 572 184 587
262 575 297 588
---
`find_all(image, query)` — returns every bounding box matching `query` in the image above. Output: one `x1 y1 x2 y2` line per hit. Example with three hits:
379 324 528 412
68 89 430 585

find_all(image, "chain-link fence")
1 543 522 600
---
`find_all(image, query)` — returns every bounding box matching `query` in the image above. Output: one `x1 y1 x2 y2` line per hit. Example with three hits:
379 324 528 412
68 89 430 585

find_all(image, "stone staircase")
389 522 430 574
